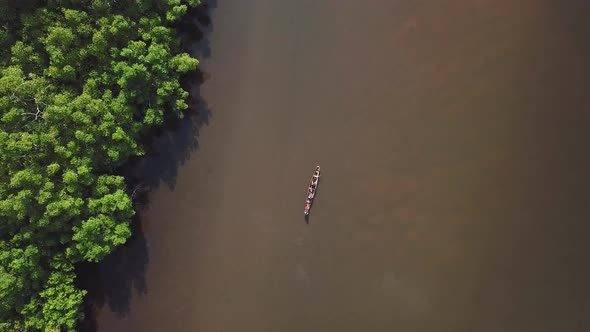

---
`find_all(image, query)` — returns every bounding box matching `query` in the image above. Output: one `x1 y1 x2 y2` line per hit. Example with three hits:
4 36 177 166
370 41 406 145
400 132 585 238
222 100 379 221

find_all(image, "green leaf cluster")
0 0 200 330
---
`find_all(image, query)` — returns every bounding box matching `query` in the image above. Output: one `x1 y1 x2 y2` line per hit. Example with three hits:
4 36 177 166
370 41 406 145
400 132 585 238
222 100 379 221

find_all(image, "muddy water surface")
89 1 590 331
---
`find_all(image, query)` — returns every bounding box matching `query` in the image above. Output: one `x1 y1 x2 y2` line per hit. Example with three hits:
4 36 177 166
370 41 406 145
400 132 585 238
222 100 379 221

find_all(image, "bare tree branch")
22 97 44 120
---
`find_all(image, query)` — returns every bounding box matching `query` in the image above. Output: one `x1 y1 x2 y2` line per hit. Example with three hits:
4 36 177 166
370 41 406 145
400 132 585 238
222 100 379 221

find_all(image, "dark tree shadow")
77 218 148 331
78 2 217 331
124 0 217 193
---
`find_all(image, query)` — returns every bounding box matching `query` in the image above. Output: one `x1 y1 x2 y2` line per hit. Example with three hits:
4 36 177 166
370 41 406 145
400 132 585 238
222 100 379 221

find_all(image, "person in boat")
311 173 319 187
311 174 319 186
308 188 315 200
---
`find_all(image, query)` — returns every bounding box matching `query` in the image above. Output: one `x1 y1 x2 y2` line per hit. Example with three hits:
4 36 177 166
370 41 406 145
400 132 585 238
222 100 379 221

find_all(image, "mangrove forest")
0 0 200 330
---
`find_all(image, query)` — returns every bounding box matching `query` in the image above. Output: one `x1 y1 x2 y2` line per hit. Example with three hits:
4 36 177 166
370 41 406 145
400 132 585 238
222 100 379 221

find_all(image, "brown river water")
83 0 590 331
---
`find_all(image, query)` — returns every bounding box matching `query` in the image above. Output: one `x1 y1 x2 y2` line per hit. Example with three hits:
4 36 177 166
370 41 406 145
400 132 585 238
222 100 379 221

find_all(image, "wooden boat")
304 166 321 215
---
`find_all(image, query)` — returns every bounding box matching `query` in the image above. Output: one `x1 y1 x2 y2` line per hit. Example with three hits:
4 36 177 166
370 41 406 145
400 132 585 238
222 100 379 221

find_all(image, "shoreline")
77 3 217 331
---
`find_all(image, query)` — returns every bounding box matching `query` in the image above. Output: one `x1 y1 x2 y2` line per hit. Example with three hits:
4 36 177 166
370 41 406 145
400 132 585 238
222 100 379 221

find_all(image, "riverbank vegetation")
0 0 200 330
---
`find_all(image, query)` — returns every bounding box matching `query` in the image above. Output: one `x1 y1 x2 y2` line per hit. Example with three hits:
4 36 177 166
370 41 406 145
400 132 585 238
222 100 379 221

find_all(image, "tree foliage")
0 0 200 329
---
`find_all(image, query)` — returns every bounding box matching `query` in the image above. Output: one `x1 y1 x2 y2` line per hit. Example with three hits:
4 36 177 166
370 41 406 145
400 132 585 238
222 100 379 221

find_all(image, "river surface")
87 1 590 331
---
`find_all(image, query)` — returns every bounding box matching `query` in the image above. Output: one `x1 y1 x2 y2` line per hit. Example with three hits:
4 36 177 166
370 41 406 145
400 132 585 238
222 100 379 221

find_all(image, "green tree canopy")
0 0 200 329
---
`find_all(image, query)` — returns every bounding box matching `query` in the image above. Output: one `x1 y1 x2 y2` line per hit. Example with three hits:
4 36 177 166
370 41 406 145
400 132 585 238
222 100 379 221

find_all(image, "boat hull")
303 166 321 216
